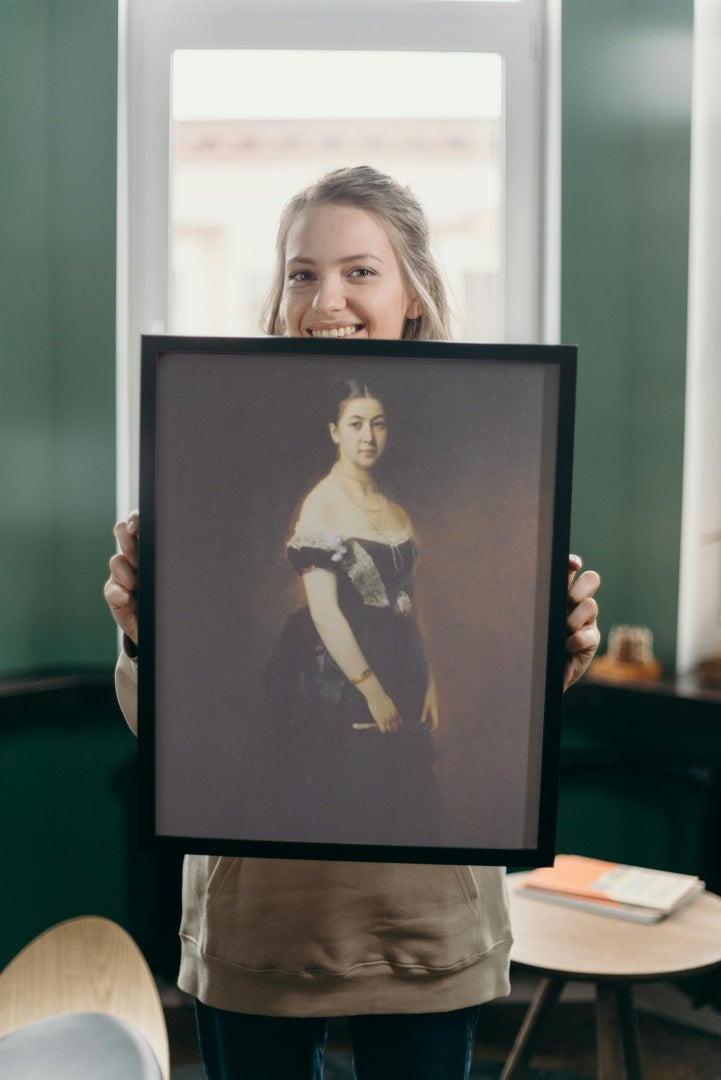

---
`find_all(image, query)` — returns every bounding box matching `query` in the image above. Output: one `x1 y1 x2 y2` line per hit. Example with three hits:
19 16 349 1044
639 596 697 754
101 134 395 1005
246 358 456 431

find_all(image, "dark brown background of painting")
151 348 559 852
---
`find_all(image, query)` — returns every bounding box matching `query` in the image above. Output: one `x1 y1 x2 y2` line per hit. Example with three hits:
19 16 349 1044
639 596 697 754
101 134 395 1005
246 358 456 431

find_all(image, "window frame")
117 0 558 510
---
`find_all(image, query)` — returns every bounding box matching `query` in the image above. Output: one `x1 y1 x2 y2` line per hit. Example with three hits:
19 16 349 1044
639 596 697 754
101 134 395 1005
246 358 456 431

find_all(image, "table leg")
499 976 565 1080
596 982 643 1080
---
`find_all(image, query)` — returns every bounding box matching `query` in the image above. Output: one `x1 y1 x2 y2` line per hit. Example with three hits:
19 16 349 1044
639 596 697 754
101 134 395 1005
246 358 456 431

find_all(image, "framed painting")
137 336 576 864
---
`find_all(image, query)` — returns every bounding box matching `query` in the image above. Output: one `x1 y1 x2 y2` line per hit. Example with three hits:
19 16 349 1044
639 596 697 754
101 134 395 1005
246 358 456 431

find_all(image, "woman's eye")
349 267 375 279
288 270 313 283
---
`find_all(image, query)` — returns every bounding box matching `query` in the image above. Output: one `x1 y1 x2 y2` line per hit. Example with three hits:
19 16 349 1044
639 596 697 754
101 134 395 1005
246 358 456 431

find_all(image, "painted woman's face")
330 397 387 472
281 203 421 340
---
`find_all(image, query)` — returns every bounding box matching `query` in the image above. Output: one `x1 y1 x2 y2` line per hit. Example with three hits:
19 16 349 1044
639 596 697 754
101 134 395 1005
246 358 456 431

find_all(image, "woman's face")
281 203 421 340
330 397 387 472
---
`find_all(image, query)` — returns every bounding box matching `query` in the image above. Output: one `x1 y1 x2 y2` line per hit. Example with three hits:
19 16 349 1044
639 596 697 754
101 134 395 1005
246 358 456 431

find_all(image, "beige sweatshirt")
116 650 512 1016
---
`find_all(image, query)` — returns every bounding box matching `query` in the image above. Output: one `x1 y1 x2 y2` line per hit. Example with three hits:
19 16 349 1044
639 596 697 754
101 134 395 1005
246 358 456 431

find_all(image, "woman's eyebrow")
339 253 384 265
286 253 384 266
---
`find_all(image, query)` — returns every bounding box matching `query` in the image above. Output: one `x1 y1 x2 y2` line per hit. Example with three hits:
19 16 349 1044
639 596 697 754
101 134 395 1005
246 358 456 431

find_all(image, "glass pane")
170 50 503 341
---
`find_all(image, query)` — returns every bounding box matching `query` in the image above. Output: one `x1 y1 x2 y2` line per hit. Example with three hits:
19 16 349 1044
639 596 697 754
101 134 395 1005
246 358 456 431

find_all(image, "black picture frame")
138 335 576 865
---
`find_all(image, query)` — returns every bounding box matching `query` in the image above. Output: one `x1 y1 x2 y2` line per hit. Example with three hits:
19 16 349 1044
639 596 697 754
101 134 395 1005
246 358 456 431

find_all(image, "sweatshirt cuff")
122 634 138 662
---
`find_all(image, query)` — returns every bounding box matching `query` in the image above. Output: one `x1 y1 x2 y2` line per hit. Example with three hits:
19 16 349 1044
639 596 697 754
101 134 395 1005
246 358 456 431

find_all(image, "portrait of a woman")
241 374 441 848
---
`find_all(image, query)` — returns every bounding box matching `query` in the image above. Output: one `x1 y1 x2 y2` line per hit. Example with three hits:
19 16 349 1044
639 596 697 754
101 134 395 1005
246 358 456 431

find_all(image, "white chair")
0 915 170 1079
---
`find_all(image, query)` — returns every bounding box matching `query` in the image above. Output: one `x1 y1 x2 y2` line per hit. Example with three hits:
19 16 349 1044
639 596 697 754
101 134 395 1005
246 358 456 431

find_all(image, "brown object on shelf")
590 624 662 683
590 654 663 683
696 655 721 689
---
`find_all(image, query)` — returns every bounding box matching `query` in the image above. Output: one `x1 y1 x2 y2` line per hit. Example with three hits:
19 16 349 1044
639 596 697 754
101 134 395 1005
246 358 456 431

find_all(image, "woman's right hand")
361 678 402 733
103 510 140 646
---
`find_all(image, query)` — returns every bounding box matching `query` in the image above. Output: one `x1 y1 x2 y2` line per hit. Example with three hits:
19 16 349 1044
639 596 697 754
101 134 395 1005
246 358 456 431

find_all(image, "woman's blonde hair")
261 165 454 341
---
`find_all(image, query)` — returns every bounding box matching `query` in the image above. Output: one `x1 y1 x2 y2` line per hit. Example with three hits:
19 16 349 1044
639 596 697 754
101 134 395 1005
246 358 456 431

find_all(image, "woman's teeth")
310 325 360 338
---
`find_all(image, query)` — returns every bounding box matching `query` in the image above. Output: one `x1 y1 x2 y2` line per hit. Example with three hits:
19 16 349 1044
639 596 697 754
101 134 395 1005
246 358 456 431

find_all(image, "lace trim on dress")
344 540 389 608
288 524 413 550
287 527 414 609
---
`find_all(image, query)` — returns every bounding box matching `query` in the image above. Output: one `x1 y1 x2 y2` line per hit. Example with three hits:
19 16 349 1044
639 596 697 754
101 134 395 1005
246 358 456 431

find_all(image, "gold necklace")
331 464 385 514
330 465 403 570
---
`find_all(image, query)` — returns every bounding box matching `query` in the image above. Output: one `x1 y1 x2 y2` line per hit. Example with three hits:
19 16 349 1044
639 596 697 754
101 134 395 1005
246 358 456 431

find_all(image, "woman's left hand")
419 677 440 731
564 554 601 691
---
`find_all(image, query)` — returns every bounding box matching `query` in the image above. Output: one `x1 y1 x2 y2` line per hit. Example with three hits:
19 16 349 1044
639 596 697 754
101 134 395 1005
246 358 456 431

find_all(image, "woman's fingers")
419 689 440 732
104 512 140 645
563 561 601 690
420 708 440 732
103 575 139 643
567 552 583 586
568 566 601 610
108 551 137 591
376 713 403 734
373 702 402 733
113 511 139 567
566 590 599 635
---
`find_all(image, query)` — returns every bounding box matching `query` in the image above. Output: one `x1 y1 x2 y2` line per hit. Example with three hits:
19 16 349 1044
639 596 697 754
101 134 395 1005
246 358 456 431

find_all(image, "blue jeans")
195 1000 481 1080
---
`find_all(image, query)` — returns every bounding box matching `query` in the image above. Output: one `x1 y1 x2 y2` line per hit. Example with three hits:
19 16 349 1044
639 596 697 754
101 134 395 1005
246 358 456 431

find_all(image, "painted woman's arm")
403 538 440 730
418 674 440 731
303 566 402 733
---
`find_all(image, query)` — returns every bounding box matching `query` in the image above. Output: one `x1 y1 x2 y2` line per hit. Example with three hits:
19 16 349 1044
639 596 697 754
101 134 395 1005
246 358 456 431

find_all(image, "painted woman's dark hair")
327 375 385 423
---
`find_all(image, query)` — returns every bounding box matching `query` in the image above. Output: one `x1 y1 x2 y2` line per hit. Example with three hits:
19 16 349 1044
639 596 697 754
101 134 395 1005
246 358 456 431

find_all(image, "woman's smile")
307 323 365 339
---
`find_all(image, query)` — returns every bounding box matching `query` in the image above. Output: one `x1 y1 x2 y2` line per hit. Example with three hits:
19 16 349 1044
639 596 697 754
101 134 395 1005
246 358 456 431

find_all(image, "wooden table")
503 873 721 1080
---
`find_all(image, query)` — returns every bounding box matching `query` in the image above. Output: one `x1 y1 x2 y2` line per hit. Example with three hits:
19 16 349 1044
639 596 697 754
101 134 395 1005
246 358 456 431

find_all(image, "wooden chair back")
0 916 169 1079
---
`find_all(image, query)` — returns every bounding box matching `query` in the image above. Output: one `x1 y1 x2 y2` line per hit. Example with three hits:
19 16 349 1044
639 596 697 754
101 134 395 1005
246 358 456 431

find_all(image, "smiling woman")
282 205 421 340
263 166 451 341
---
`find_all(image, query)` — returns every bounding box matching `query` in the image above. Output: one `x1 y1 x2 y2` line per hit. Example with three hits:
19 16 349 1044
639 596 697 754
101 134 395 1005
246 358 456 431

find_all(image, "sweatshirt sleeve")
115 645 139 736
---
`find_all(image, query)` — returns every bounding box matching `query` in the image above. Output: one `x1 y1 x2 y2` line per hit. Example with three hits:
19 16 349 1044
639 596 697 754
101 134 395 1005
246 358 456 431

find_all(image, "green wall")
563 0 693 669
0 0 118 675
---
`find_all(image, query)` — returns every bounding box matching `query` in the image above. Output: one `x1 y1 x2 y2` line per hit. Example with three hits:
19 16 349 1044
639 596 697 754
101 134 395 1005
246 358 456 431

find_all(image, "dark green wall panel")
0 684 183 977
0 0 118 674
562 1 693 668
0 695 133 965
0 2 55 668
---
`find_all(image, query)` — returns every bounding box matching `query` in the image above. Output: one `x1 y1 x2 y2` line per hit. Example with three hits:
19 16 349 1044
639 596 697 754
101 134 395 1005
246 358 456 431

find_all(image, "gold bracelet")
350 667 373 685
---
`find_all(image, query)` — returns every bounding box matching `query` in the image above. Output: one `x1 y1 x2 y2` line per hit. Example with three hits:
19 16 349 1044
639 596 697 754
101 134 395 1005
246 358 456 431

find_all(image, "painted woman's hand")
564 554 601 691
104 510 140 646
361 678 403 733
419 677 440 732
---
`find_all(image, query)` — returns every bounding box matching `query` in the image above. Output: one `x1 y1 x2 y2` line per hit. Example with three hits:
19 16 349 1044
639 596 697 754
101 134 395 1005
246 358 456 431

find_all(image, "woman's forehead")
285 203 395 262
338 396 385 419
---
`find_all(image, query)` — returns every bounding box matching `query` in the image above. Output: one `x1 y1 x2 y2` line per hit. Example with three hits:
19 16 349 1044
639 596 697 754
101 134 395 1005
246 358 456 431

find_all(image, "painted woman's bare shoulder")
296 475 339 529
385 498 412 532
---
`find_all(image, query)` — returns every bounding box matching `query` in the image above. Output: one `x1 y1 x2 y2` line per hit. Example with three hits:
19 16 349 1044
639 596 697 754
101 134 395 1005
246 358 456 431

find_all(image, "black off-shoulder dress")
240 528 441 848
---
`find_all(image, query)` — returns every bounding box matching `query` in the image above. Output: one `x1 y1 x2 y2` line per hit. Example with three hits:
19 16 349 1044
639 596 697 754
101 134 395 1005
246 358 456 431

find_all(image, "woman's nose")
312 274 345 314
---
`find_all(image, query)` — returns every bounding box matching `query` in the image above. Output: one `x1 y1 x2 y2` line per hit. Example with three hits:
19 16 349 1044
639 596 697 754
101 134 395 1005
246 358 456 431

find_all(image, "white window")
117 0 557 509
677 0 721 674
169 49 504 343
